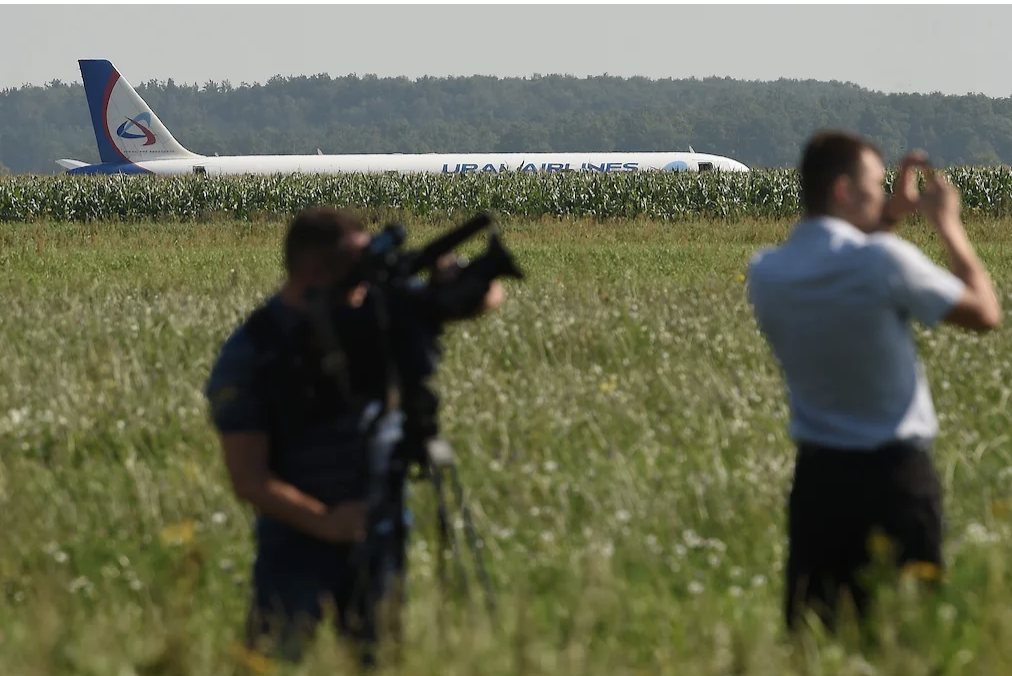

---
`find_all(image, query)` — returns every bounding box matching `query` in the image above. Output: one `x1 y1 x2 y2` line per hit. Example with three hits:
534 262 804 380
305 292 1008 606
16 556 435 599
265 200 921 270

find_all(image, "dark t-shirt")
204 292 390 547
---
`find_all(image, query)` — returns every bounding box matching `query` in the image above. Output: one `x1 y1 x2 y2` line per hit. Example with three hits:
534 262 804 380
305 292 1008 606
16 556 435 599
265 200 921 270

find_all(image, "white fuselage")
102 151 749 176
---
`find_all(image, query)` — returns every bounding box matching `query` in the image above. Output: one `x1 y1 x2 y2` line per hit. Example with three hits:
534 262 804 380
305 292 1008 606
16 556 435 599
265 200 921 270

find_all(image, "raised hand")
880 150 932 227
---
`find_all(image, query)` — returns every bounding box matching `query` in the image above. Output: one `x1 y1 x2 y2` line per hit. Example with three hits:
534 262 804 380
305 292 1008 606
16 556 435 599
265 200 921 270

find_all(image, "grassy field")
3 213 1012 676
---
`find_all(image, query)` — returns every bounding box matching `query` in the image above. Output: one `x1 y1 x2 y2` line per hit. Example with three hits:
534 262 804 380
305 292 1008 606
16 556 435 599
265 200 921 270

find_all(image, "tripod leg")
385 478 410 666
428 463 468 597
427 464 449 594
446 462 497 622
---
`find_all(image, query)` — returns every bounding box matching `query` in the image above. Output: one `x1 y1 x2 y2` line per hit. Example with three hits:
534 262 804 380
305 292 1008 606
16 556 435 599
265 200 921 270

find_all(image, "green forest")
2 72 1012 175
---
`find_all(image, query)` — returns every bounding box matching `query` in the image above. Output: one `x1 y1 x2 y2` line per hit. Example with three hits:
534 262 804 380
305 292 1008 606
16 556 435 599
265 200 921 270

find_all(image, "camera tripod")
420 436 497 621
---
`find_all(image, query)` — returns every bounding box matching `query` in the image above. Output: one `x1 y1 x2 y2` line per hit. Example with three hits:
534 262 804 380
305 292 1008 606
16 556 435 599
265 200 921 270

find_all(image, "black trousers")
784 439 944 633
245 529 407 666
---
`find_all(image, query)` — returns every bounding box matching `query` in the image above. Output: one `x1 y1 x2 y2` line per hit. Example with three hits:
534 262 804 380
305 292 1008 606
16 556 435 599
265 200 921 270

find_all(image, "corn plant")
3 166 1012 223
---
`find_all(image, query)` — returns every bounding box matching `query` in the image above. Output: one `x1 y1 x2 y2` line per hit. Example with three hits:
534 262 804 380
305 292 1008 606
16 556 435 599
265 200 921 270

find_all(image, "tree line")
1 73 1011 175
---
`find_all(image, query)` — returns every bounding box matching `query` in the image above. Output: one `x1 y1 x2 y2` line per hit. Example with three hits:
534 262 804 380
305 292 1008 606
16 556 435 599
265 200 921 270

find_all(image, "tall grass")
2 216 1012 675
4 166 1012 222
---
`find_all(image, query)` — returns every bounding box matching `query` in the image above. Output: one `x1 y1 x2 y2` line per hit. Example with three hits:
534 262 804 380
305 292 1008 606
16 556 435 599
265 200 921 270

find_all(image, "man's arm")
481 280 505 311
921 174 1001 332
217 431 365 543
932 215 1001 331
877 228 999 333
205 330 365 543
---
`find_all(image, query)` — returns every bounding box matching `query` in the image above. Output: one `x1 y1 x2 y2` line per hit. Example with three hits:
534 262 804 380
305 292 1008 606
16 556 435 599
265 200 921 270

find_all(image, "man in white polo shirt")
746 129 1001 635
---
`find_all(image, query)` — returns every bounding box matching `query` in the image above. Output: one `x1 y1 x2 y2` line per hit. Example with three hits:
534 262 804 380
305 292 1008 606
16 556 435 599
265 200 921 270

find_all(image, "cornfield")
3 166 1012 222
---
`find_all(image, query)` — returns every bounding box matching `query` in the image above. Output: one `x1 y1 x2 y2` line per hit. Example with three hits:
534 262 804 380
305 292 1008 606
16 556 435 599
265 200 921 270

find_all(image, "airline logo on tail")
79 58 198 166
116 112 156 146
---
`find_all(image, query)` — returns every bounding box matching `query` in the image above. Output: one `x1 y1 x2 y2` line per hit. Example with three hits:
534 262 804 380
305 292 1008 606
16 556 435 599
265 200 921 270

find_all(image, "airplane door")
697 162 714 172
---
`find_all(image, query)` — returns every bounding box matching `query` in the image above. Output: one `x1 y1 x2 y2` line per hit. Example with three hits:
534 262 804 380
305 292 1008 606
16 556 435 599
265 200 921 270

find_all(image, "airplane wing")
56 159 89 170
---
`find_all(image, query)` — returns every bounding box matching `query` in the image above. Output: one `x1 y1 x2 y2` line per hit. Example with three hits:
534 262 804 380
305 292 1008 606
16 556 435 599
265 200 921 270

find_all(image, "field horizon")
3 214 1012 676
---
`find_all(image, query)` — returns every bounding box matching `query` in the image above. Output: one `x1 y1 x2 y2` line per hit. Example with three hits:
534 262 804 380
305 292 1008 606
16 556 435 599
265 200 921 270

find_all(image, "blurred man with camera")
746 130 1001 636
204 206 504 665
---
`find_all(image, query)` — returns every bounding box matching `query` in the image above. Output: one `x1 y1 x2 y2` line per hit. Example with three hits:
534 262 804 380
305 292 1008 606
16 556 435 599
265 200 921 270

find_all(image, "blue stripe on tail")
78 59 123 165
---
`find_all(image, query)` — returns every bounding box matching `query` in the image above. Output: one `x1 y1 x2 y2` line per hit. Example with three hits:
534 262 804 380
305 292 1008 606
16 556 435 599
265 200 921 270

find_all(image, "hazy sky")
1 4 1009 97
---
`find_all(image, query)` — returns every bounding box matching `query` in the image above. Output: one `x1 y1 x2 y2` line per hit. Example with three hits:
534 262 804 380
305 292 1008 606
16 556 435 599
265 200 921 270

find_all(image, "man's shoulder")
205 323 258 399
746 243 786 287
865 231 923 259
206 295 284 387
863 231 940 275
215 323 256 363
747 243 779 271
744 245 786 315
203 299 283 430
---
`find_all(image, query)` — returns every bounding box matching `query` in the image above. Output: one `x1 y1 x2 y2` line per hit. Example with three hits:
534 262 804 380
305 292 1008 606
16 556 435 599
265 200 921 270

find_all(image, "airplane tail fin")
78 59 199 164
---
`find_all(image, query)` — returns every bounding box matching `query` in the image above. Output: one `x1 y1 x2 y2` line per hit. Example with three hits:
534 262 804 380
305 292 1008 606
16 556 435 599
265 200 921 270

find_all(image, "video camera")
344 210 523 454
307 211 523 652
351 211 524 318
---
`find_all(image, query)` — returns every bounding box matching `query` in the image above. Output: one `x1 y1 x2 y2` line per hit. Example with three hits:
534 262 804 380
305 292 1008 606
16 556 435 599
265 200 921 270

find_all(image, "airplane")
57 59 751 177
